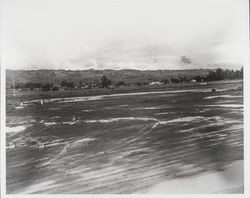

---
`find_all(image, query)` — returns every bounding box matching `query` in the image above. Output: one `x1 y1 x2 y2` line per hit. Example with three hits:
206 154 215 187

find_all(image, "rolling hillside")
6 69 211 88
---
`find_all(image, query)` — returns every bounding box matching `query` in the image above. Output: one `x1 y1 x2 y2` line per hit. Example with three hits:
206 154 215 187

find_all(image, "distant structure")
149 81 163 86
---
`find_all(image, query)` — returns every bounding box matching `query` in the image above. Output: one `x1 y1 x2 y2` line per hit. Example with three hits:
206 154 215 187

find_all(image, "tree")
161 78 169 84
60 80 68 88
179 76 188 83
42 83 53 91
101 75 111 88
206 71 217 81
79 80 83 88
60 81 75 88
135 82 142 86
240 67 243 78
52 86 59 91
215 68 224 80
171 77 180 83
142 82 149 86
116 81 126 87
67 82 75 88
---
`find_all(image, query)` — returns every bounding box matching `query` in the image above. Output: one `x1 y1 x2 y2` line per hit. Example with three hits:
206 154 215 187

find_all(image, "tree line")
10 67 243 91
206 68 243 81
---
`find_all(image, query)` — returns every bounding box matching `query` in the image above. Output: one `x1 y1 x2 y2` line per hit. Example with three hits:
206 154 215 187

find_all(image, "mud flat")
6 81 243 194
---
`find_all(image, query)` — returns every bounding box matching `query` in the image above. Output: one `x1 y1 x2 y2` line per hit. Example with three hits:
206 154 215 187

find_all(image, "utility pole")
12 76 16 97
91 75 93 89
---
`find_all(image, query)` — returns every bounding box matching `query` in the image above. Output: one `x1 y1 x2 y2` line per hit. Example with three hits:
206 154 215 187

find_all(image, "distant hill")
6 69 211 88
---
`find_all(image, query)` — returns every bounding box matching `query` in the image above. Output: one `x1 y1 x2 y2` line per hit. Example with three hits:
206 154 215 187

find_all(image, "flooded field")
6 81 243 194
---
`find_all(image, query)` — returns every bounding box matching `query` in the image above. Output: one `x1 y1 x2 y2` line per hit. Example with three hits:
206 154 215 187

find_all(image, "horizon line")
5 67 243 72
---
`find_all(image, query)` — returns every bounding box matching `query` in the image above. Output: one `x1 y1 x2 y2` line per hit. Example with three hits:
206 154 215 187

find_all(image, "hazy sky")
1 0 248 70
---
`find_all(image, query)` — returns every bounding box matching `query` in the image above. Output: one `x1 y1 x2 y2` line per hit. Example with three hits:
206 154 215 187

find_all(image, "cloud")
2 0 247 70
180 56 192 64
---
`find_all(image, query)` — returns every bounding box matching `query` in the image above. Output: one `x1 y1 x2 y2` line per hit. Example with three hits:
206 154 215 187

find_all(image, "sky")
1 0 249 70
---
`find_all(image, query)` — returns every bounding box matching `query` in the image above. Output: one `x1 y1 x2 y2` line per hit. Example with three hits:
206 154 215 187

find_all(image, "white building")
149 81 163 86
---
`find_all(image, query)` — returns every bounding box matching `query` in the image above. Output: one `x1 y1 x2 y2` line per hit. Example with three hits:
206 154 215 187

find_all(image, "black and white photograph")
1 0 249 196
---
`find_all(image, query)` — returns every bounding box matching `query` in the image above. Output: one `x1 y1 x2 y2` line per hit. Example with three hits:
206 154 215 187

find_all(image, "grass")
6 79 243 110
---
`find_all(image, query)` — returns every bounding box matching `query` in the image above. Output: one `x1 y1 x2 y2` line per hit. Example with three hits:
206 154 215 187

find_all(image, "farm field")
6 80 243 193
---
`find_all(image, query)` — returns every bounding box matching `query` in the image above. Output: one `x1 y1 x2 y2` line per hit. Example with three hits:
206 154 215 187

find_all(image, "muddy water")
6 87 243 194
